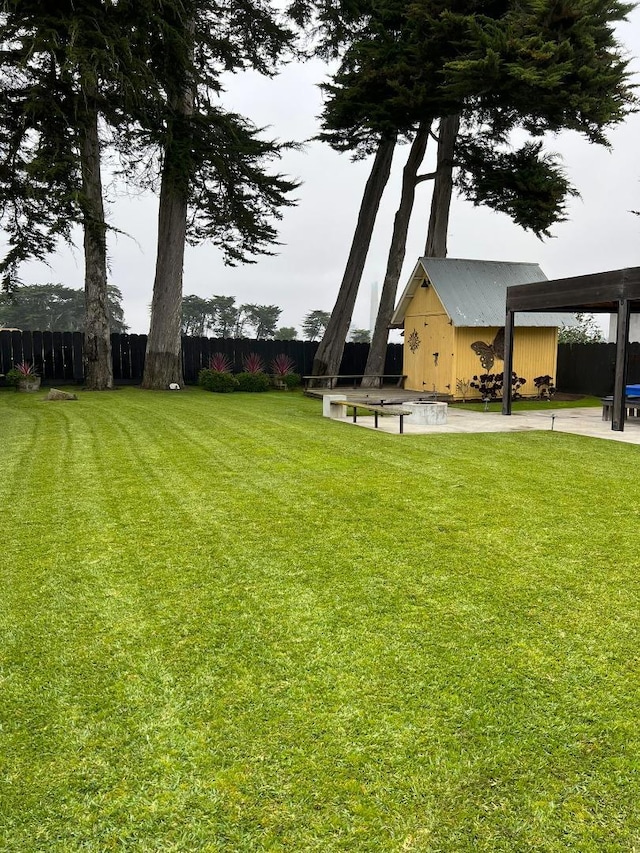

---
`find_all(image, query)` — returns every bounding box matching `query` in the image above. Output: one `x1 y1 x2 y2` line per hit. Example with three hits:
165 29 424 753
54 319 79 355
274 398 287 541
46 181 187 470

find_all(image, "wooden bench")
303 374 407 389
331 400 412 433
601 396 640 421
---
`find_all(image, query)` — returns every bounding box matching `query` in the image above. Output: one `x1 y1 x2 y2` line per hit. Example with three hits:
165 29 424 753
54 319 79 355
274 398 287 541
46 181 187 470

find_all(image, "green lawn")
1 387 639 852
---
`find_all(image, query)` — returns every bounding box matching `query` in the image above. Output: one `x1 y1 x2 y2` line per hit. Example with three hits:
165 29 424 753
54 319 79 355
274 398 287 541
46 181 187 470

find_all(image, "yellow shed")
390 258 575 400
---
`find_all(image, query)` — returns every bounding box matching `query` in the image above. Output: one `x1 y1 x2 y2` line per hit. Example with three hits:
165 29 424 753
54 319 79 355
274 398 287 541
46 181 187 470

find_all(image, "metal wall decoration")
470 327 505 371
408 328 421 353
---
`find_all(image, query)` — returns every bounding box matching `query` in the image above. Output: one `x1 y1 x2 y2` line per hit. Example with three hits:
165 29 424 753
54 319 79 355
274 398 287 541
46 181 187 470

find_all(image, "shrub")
470 371 527 400
270 355 300 390
242 352 265 374
283 372 301 389
6 361 38 386
456 378 471 402
470 372 503 399
534 375 556 398
198 368 238 393
209 352 233 373
235 371 270 392
510 373 527 399
15 360 38 376
5 368 21 387
271 354 296 377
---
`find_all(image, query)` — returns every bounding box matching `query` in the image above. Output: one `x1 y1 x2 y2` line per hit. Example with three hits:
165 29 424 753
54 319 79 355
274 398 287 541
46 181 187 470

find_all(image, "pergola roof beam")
503 266 640 432
506 267 640 313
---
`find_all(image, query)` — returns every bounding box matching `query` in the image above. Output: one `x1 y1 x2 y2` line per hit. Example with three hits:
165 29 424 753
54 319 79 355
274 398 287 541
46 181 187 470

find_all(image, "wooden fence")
0 330 404 386
557 342 640 397
4 331 635 396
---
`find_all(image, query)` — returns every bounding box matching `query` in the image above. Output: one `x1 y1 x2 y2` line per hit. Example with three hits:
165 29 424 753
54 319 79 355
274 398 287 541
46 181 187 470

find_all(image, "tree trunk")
142 163 188 388
142 22 194 390
79 90 113 391
362 122 430 386
424 114 460 258
311 136 396 380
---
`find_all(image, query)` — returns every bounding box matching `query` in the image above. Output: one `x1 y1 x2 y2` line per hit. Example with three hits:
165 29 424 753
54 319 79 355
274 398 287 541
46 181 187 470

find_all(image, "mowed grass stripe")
1 388 639 851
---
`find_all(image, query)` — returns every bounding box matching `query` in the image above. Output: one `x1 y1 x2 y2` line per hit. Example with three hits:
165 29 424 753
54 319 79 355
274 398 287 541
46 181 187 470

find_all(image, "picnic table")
329 399 412 433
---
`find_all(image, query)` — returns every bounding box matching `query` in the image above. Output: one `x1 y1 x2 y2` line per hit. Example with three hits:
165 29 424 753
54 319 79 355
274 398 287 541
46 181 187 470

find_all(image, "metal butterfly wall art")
470 327 505 372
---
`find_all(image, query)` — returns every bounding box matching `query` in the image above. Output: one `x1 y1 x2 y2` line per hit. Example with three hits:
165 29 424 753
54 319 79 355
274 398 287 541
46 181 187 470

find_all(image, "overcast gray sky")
12 8 640 337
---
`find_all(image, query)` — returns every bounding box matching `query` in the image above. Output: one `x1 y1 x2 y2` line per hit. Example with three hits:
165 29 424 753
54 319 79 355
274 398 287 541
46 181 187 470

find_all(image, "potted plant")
6 361 41 392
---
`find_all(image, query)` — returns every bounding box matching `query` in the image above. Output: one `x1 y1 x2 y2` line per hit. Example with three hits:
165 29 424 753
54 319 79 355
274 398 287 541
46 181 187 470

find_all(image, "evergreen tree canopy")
350 327 371 343
181 295 213 337
180 294 284 338
0 283 127 332
242 304 282 338
274 326 298 340
317 0 634 157
211 296 241 338
447 0 634 143
0 0 156 289
117 0 300 265
302 310 331 340
455 133 579 237
0 0 300 288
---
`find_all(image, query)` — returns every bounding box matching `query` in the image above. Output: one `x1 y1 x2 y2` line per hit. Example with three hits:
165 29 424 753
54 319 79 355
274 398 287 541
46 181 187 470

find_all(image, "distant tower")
369 280 379 332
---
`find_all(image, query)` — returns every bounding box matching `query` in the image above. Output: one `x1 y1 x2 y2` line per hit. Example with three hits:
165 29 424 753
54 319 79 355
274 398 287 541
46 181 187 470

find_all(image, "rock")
46 388 78 401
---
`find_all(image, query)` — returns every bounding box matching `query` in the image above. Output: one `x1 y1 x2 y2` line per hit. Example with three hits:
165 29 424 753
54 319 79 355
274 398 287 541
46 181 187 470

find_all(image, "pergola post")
502 309 515 416
612 298 631 431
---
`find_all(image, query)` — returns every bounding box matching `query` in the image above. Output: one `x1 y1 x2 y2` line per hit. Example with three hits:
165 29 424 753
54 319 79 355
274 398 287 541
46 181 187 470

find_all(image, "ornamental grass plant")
236 352 270 391
1 387 639 851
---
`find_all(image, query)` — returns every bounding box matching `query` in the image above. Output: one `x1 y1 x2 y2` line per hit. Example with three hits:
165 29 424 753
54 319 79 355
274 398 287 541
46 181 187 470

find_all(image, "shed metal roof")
390 258 577 328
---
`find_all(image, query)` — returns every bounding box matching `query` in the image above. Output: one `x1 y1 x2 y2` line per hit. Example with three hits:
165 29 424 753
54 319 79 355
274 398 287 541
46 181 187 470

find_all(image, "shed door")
421 314 453 395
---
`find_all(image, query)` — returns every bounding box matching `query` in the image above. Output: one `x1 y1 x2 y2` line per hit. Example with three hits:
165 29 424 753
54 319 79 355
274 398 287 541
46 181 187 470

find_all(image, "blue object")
626 384 640 397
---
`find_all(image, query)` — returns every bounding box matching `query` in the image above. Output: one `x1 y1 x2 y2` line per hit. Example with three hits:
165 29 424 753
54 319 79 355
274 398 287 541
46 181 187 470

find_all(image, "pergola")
502 267 640 431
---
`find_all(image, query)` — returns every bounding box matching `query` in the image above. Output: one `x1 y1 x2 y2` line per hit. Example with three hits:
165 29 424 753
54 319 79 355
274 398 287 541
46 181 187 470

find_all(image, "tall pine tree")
133 1 299 388
309 0 633 382
0 0 155 388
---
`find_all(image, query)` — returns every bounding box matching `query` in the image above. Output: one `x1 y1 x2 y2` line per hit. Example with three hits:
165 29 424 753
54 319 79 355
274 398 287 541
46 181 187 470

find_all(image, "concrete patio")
325 403 640 444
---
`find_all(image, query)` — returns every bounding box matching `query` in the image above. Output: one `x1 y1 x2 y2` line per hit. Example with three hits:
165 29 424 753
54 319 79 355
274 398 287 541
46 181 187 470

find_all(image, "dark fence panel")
181 335 201 381
0 329 12 374
32 331 44 375
62 332 76 381
338 341 369 375
106 333 148 383
384 342 404 375
40 331 54 381
1 329 404 387
13 329 27 366
51 332 64 380
71 331 84 380
128 334 147 382
628 345 640 385
557 342 640 397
